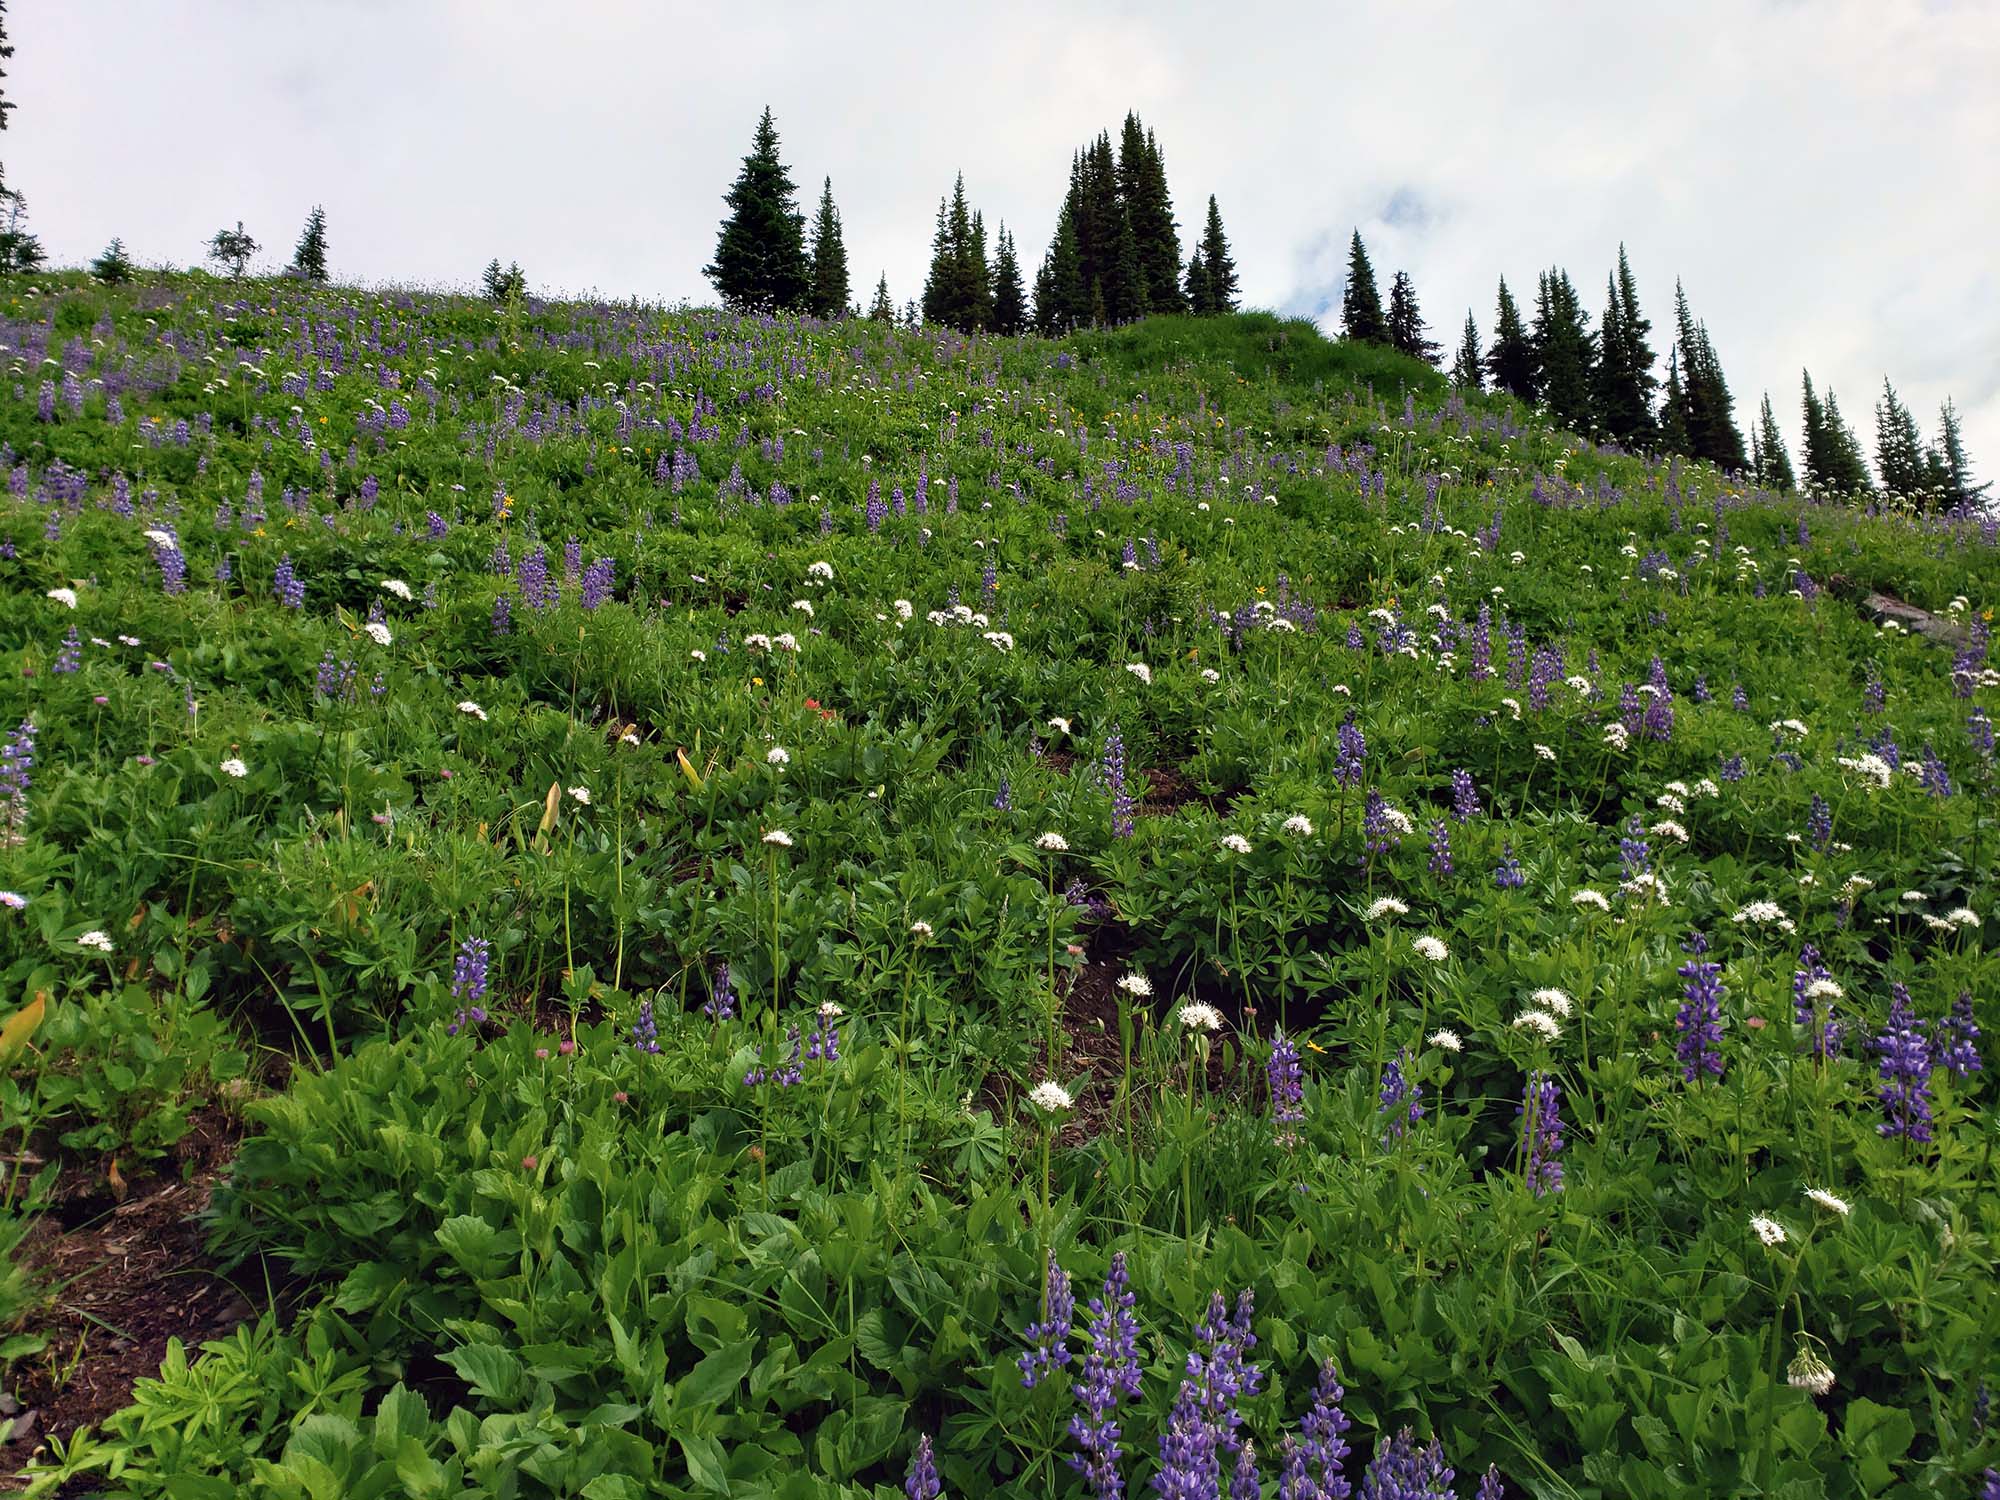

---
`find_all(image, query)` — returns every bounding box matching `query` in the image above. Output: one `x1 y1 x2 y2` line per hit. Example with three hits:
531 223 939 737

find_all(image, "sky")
10 0 1999 479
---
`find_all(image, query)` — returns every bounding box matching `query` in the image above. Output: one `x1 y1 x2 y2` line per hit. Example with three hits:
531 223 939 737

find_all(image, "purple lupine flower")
1674 932 1725 1082
1792 945 1843 1060
806 1003 841 1064
866 479 887 533
1718 753 1746 783
153 536 187 595
273 553 305 608
1693 675 1712 704
1527 645 1562 712
1476 1467 1504 1500
905 1435 941 1500
1362 791 1399 856
1230 1443 1260 1500
1863 674 1885 714
1379 1049 1422 1139
1518 1071 1565 1195
1805 794 1833 852
1069 1253 1144 1500
703 962 736 1021
562 536 583 582
53 626 81 675
1345 621 1365 653
630 995 660 1053
447 935 491 1034
1873 983 1933 1143
1917 745 1952 799
1932 990 1981 1079
1020 1253 1075 1388
1279 1439 1314 1500
0 721 35 844
1732 683 1749 712
1358 1429 1453 1500
994 772 1013 812
1468 604 1492 683
1153 1378 1216 1500
745 1024 805 1089
1334 717 1367 789
1493 844 1526 889
1970 709 1995 766
426 510 448 540
1297 1360 1353 1499
518 547 555 610
1104 726 1134 840
490 592 512 636
1425 819 1453 877
1268 1030 1304 1143
1449 768 1480 822
1618 814 1650 879
1617 682 1645 740
1981 1468 1998 1500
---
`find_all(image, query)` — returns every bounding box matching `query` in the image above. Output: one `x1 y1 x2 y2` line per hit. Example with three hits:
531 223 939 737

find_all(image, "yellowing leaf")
538 781 562 836
0 991 48 1066
676 747 705 793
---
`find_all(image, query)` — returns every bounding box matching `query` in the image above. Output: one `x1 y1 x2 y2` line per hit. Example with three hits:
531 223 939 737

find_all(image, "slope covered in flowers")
0 274 1996 1498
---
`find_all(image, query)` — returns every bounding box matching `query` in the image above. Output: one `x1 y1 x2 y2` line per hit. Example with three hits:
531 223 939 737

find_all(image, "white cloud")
11 0 1996 472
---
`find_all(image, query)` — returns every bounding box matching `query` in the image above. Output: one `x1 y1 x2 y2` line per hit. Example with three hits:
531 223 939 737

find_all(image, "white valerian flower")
1621 870 1671 905
817 1000 845 1018
1530 988 1574 1018
762 829 794 847
909 920 933 939
1802 978 1844 1003
690 649 707 662
0 891 25 910
1804 1187 1851 1217
1029 1080 1074 1112
117 634 141 647
1501 697 1523 719
1571 889 1611 912
1750 1215 1788 1247
1512 1010 1561 1041
46 587 78 609
983 631 1015 651
772 633 799 652
1769 718 1809 739
1220 833 1252 855
1427 1028 1462 1052
1566 675 1594 693
1412 935 1449 963
1534 743 1557 762
1945 907 1981 928
743 633 773 651
1786 1344 1836 1398
893 599 913 621
219 757 249 779
1603 722 1631 751
765 746 791 765
1381 806 1414 837
143 528 178 550
1365 896 1409 921
364 622 393 647
78 930 115 953
1125 662 1152 685
567 786 591 804
1047 717 1072 735
1651 820 1690 843
1281 814 1314 837
791 599 815 618
1116 971 1154 997
1178 1001 1225 1032
1733 900 1789 926
1837 752 1893 789
1035 832 1069 852
806 560 834 582
1900 890 1926 904
1201 668 1221 683
457 700 487 720
1657 792 1687 814
381 578 413 600
1694 778 1720 798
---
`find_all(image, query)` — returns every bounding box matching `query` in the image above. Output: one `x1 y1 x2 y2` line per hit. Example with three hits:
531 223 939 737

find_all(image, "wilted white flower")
1116 971 1153 997
1804 1187 1851 1216
1178 1001 1225 1032
364 622 393 647
457 700 487 720
1029 1080 1074 1112
1035 832 1069 852
1281 814 1314 837
1412 935 1449 963
1220 833 1252 855
762 829 794 847
567 786 591 805
1365 896 1409 921
765 746 791 765
817 1000 845 1019
1512 1010 1561 1041
219 757 248 779
1125 662 1152 685
78 930 115 953
1571 889 1611 912
46 587 78 609
1786 1344 1836 1398
1751 1215 1788 1246
1529 987 1574 1018
1427 1028 1462 1052
381 579 414 601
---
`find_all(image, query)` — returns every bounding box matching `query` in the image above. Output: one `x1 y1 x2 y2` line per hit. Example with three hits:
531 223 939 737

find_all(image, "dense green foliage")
0 273 1995 1499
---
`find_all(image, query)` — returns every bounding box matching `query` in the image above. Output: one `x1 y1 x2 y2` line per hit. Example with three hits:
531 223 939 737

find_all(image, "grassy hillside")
0 272 1995 1498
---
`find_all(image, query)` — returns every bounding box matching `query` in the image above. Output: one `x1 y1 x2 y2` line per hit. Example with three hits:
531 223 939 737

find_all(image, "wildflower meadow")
0 273 1994 1499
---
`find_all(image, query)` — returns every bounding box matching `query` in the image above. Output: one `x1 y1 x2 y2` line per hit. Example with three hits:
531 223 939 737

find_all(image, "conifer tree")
91 237 135 285
1340 230 1388 344
1386 270 1440 365
969 211 994 330
1659 350 1691 456
1873 378 1927 499
1530 268 1594 431
291 205 329 282
208 221 259 279
807 177 851 320
1753 393 1795 491
1117 117 1183 315
868 272 895 323
923 175 993 331
704 107 810 314
1450 312 1483 391
0 0 16 201
1666 283 1747 469
0 190 41 273
1197 195 1238 313
990 224 1027 335
481 258 506 300
1929 397 1989 507
1484 277 1535 402
1592 247 1658 447
1801 373 1871 495
1034 200 1088 334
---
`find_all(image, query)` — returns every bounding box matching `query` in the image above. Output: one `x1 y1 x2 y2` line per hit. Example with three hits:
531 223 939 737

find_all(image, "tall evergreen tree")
1801 372 1871 495
1753 393 1796 491
1530 268 1594 431
1929 397 1989 508
91 237 135 285
1034 200 1088 334
1666 283 1747 470
990 224 1027 336
208 221 259 279
1592 247 1658 446
806 177 851 320
1450 312 1483 391
703 107 810 314
1484 277 1535 402
1196 195 1238 313
0 191 42 273
1117 117 1183 315
1873 378 1927 498
0 0 15 200
1184 251 1213 316
923 174 992 330
1659 349 1691 456
868 273 895 323
291 205 329 282
1385 270 1440 365
1340 230 1388 344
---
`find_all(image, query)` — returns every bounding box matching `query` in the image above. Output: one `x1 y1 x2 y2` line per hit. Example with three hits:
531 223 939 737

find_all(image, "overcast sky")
12 1 1998 478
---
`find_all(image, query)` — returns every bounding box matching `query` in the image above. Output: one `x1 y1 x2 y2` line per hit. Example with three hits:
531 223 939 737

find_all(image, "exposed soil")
2 1113 266 1487
1137 765 1242 819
